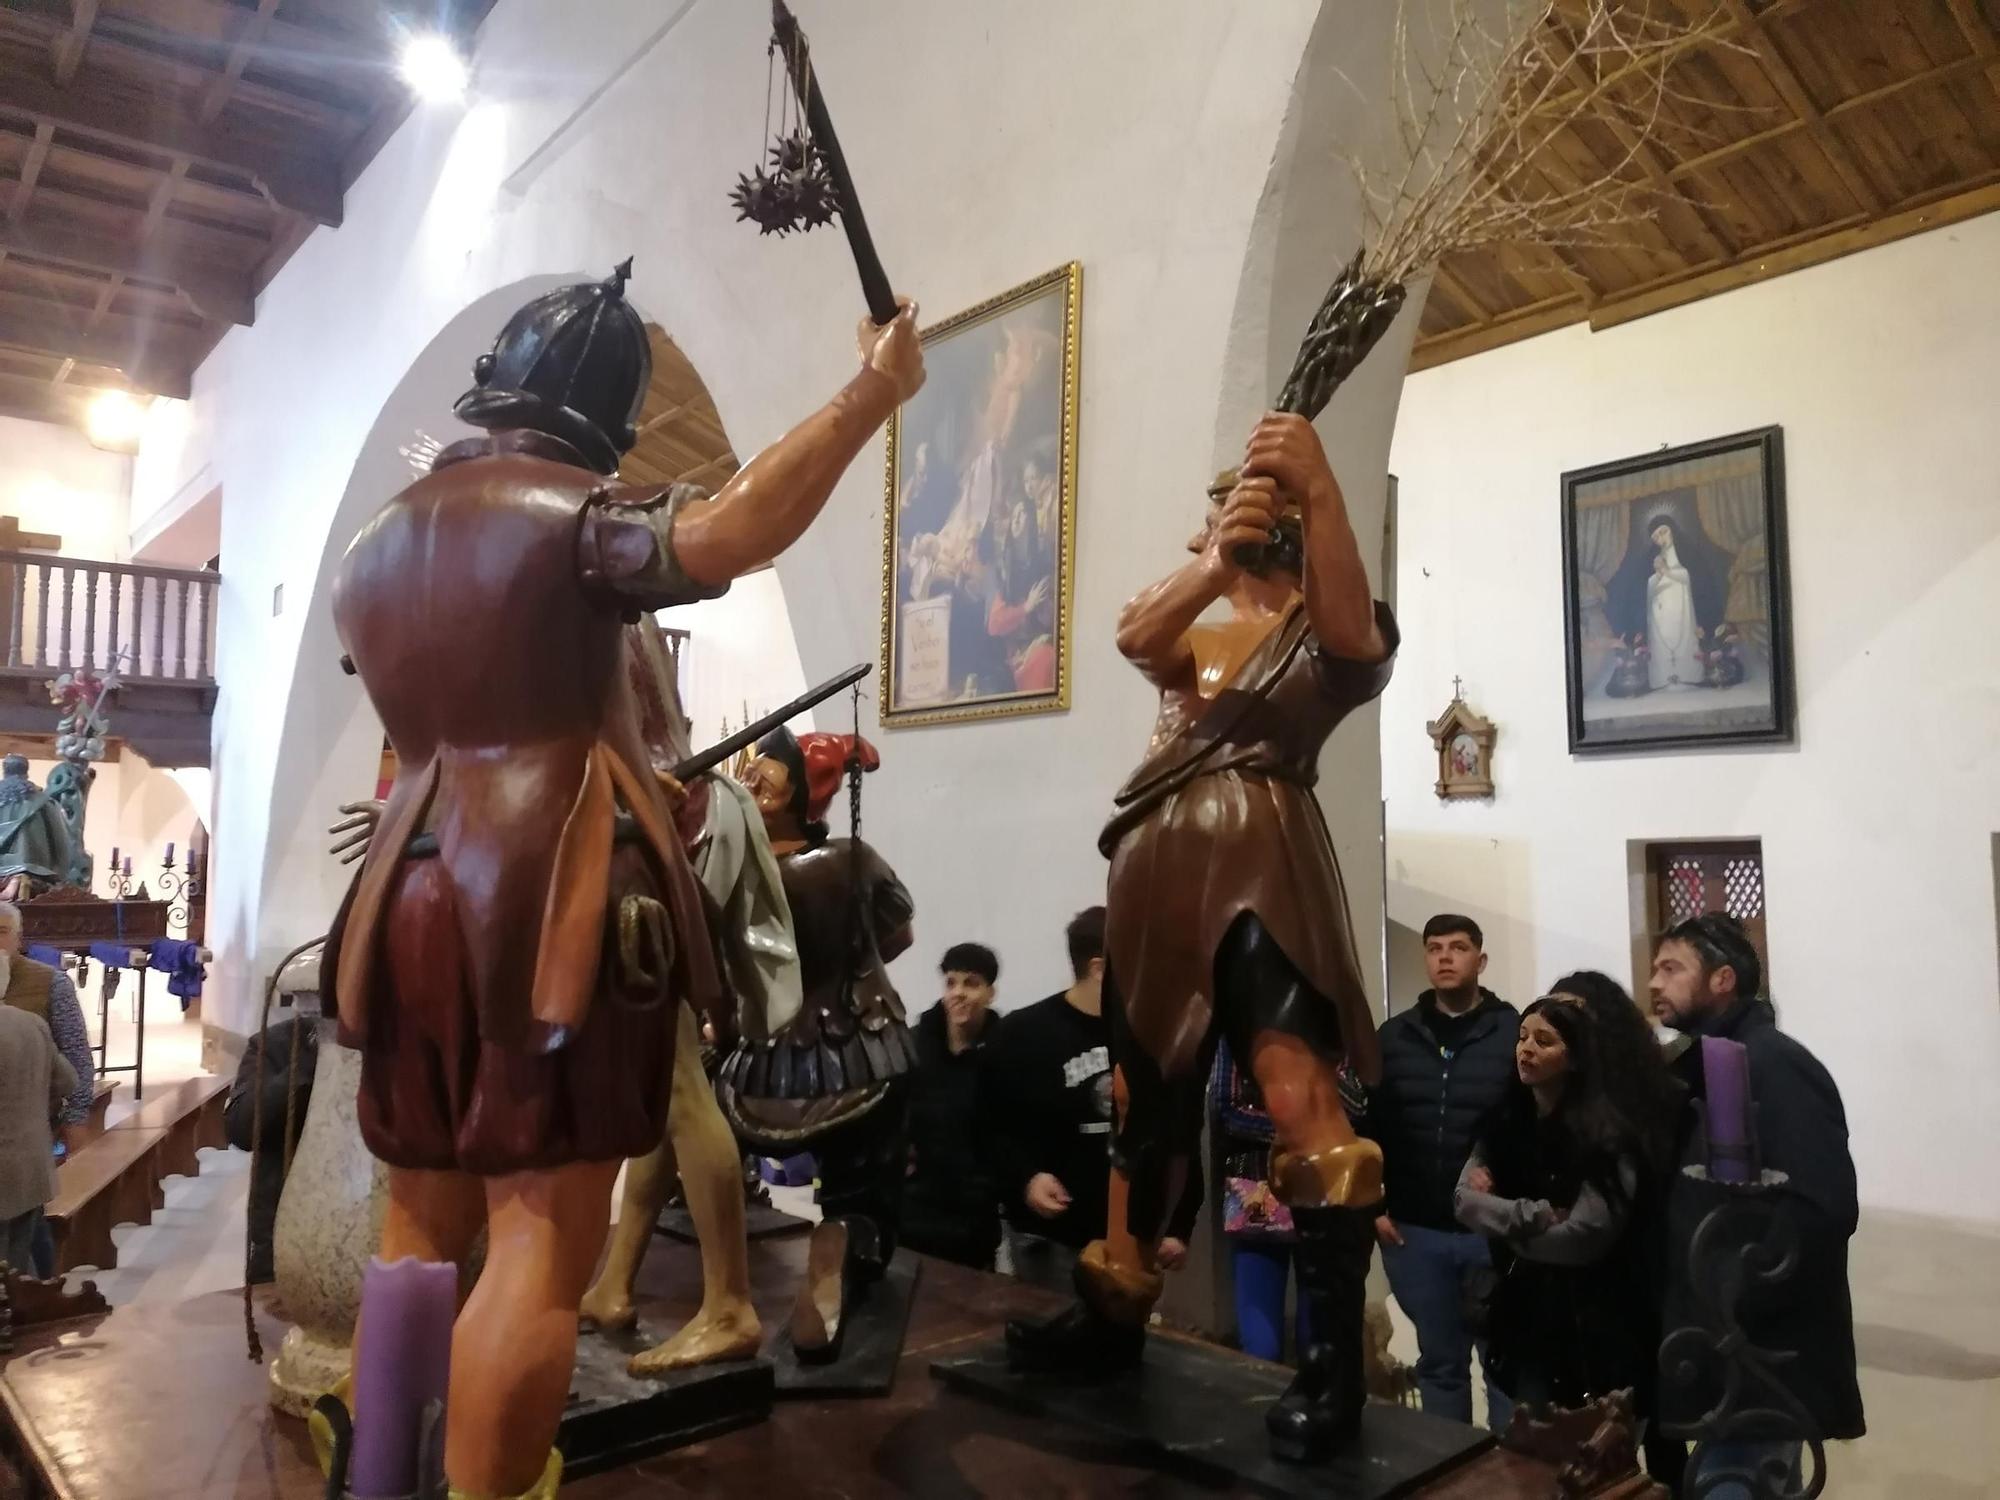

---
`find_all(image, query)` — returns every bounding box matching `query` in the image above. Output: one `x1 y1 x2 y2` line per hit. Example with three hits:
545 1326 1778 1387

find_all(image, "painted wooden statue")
717 726 917 1362
1006 413 1397 1465
323 262 922 1500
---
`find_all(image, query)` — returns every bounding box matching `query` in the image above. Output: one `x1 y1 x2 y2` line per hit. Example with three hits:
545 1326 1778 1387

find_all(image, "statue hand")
1202 476 1280 586
654 771 687 811
1241 411 1336 511
328 800 385 866
858 299 925 404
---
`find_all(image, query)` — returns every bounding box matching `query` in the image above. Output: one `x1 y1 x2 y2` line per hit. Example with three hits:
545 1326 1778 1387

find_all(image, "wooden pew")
44 1128 168 1273
69 1078 119 1148
107 1074 230 1182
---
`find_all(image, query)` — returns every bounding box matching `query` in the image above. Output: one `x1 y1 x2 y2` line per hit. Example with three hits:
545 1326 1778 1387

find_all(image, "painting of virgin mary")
1560 428 1793 753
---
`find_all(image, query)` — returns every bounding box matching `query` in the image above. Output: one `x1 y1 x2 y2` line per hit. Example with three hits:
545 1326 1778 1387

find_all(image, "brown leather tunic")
328 431 726 1173
718 838 916 1145
1101 600 1398 1088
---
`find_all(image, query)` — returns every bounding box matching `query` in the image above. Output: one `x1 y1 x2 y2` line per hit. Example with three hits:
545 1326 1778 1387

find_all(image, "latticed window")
1646 840 1770 995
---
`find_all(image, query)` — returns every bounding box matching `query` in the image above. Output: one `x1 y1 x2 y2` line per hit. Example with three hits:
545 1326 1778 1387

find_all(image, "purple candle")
351 1256 456 1499
164 841 175 865
122 856 133 876
1702 1036 1755 1183
109 846 119 871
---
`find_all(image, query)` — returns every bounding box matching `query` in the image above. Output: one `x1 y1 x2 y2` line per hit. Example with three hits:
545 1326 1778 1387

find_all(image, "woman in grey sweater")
0 952 81 1273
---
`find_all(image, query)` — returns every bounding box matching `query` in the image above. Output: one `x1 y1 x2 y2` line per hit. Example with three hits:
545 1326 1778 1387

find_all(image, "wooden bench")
44 1128 168 1274
68 1078 119 1149
108 1074 230 1181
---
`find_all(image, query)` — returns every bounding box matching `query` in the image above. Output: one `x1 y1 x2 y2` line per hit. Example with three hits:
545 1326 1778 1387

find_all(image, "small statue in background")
0 756 77 902
717 727 917 1363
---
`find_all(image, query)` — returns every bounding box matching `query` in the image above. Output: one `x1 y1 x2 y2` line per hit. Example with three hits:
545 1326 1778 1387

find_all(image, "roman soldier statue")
1007 414 1396 1465
324 262 921 1500
0 755 78 902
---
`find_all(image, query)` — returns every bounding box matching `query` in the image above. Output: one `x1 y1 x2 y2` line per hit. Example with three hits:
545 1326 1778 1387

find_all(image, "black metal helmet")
453 259 650 474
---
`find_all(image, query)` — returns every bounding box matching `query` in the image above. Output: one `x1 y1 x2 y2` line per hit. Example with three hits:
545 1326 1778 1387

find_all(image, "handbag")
1222 1176 1295 1237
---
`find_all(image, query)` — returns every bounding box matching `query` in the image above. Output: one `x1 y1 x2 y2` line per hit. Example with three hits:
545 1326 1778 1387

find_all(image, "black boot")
1004 1299 1147 1378
1266 1205 1374 1464
1005 1240 1156 1379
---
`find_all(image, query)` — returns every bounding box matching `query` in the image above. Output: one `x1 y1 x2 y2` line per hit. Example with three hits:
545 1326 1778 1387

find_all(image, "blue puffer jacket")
1363 990 1519 1231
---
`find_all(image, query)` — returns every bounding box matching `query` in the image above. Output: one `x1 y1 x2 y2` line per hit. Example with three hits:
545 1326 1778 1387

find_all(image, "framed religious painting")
879 262 1081 727
1560 426 1793 755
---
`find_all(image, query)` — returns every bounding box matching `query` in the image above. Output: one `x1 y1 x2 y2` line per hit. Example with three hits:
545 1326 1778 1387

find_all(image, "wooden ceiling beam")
197 0 282 127
0 215 252 325
1586 173 2000 336
1720 0 1884 213
6 123 56 225
1943 0 2000 59
0 69 343 225
50 0 98 87
0 302 193 397
0 386 93 428
1667 50 2000 185
1409 292 1590 373
1431 264 1495 322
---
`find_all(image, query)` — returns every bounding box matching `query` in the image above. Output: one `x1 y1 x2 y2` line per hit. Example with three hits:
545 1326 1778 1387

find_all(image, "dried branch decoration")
1354 0 1737 285
1270 0 1733 426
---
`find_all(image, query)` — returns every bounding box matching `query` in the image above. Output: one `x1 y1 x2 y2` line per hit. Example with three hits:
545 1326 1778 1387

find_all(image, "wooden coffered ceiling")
620 324 738 494
1414 0 2000 368
0 0 495 429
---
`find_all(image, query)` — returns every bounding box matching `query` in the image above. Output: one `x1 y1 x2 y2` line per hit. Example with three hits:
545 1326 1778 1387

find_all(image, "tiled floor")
71 1013 2000 1496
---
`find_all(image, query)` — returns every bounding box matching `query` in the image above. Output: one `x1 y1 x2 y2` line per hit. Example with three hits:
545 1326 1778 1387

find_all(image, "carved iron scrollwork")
1659 1169 1828 1500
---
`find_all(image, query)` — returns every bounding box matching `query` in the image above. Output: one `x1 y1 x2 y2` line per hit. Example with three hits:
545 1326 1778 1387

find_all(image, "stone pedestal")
266 946 387 1416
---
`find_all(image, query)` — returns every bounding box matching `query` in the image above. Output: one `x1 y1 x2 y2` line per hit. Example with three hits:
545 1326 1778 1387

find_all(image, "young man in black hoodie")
1650 913 1862 1495
1359 913 1519 1428
980 908 1200 1291
901 942 1003 1269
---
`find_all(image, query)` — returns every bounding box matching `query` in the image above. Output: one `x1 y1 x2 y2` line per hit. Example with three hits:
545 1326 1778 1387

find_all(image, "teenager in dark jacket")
1359 913 1519 1426
900 942 1003 1269
1649 914 1863 1496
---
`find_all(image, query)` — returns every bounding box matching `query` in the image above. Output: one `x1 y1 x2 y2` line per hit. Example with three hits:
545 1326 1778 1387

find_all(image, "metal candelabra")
1659 1167 1828 1500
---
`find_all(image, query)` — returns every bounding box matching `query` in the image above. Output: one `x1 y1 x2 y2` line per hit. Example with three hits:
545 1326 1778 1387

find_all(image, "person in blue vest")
1356 914 1519 1428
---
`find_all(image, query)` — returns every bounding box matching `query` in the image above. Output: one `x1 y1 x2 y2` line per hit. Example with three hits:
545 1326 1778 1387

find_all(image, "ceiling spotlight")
400 32 468 103
84 389 146 451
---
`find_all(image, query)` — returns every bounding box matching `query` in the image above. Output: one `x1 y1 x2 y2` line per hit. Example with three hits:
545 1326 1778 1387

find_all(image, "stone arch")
253 278 770 960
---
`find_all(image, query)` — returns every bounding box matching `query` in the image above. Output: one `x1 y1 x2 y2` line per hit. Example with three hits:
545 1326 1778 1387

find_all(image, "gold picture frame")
879 261 1081 727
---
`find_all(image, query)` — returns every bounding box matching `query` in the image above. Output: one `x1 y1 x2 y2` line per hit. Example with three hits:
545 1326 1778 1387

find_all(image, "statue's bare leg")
446 1159 620 1497
580 1002 761 1371
630 1003 761 1371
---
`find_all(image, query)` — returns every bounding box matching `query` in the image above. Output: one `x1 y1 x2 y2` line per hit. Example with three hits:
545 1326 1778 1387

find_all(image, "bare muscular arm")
1114 480 1280 687
672 305 926 587
1241 414 1385 662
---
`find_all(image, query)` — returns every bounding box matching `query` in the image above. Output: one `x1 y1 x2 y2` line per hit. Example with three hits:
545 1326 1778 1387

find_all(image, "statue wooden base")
765 1251 921 1398
932 1332 1493 1500
564 1325 772 1478
656 1199 811 1245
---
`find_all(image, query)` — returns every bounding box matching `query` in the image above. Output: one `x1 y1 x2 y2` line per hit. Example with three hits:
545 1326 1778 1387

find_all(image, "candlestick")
350 1256 456 1500
1701 1036 1755 1184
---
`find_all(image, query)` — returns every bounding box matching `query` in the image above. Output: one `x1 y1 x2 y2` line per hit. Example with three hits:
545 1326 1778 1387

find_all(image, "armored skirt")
717 836 917 1154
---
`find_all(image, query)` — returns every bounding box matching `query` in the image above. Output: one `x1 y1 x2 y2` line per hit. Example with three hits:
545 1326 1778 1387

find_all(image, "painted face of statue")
1651 522 1674 549
742 754 793 827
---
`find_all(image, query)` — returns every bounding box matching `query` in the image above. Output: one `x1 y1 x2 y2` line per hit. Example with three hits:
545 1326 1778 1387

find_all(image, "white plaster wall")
0 415 131 562
659 572 813 753
1383 211 2000 1223
139 0 1436 1037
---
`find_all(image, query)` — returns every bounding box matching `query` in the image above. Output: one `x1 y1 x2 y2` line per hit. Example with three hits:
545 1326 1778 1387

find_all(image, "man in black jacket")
1360 914 1518 1427
1650 913 1862 1495
900 942 1003 1269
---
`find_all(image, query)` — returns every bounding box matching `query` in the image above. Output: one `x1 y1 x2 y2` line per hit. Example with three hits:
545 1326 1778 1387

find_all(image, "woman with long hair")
1453 988 1672 1416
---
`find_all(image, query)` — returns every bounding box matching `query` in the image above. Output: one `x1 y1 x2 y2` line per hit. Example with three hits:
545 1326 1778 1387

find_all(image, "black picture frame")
1560 426 1793 755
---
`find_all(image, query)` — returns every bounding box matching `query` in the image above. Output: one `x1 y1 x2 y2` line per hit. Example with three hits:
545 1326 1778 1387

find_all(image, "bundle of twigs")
1278 0 1735 422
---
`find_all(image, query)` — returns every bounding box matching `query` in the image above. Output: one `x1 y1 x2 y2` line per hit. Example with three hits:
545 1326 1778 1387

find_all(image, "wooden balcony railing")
0 551 218 685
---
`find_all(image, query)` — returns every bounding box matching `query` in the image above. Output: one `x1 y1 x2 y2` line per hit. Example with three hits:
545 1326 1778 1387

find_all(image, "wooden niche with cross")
1427 678 1496 801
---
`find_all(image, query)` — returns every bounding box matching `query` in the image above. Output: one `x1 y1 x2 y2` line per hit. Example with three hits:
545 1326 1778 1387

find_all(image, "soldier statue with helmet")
323 259 922 1500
